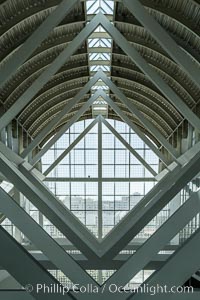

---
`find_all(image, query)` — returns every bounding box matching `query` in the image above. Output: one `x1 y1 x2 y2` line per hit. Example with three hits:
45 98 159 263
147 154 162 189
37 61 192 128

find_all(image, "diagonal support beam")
100 90 169 165
131 227 200 300
44 116 99 176
0 226 72 300
128 294 199 300
30 90 102 166
99 71 179 161
0 134 199 288
21 71 102 159
0 187 96 287
22 253 169 271
0 291 197 300
0 140 24 166
0 292 32 300
0 13 102 131
0 0 78 89
100 13 200 132
0 152 101 260
123 0 200 89
101 189 200 297
101 116 157 176
99 143 200 260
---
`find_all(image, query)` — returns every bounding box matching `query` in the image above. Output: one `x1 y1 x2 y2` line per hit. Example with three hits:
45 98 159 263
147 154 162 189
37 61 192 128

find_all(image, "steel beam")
193 273 200 282
0 292 198 300
99 71 179 160
131 227 200 300
0 152 101 260
99 143 200 260
21 72 102 159
44 177 156 182
44 117 99 176
24 239 178 252
0 0 78 88
0 226 72 300
40 140 200 262
100 13 200 132
0 271 20 289
0 187 96 286
128 294 199 300
100 91 169 165
124 0 200 89
0 292 32 300
0 140 24 166
30 90 102 166
19 252 169 271
101 189 200 297
101 116 157 176
0 13 102 131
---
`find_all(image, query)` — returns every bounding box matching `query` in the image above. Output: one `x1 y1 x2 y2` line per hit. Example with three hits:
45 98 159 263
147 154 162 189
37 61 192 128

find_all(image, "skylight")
86 0 114 15
86 0 114 116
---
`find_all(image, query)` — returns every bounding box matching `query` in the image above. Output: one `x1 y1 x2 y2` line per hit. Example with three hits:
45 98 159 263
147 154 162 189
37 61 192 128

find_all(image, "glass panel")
102 150 114 164
103 196 114 210
41 119 160 244
102 165 114 177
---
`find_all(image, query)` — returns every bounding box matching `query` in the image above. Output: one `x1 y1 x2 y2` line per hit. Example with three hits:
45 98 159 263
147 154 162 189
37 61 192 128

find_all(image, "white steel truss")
0 3 200 299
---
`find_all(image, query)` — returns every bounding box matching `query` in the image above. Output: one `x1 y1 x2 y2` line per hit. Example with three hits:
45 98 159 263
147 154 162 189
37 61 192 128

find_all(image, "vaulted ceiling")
0 0 200 146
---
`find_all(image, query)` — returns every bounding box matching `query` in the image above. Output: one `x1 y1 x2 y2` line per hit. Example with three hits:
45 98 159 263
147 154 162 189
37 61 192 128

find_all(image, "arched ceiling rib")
21 84 87 127
2 53 89 108
29 99 90 135
34 108 93 140
111 0 200 142
111 92 177 131
111 99 172 137
41 110 159 148
112 49 199 103
0 0 200 147
0 49 87 103
111 78 182 122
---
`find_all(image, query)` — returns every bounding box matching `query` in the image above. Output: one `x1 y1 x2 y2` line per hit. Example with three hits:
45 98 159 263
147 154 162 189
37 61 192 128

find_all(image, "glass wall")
41 119 160 238
0 118 171 288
